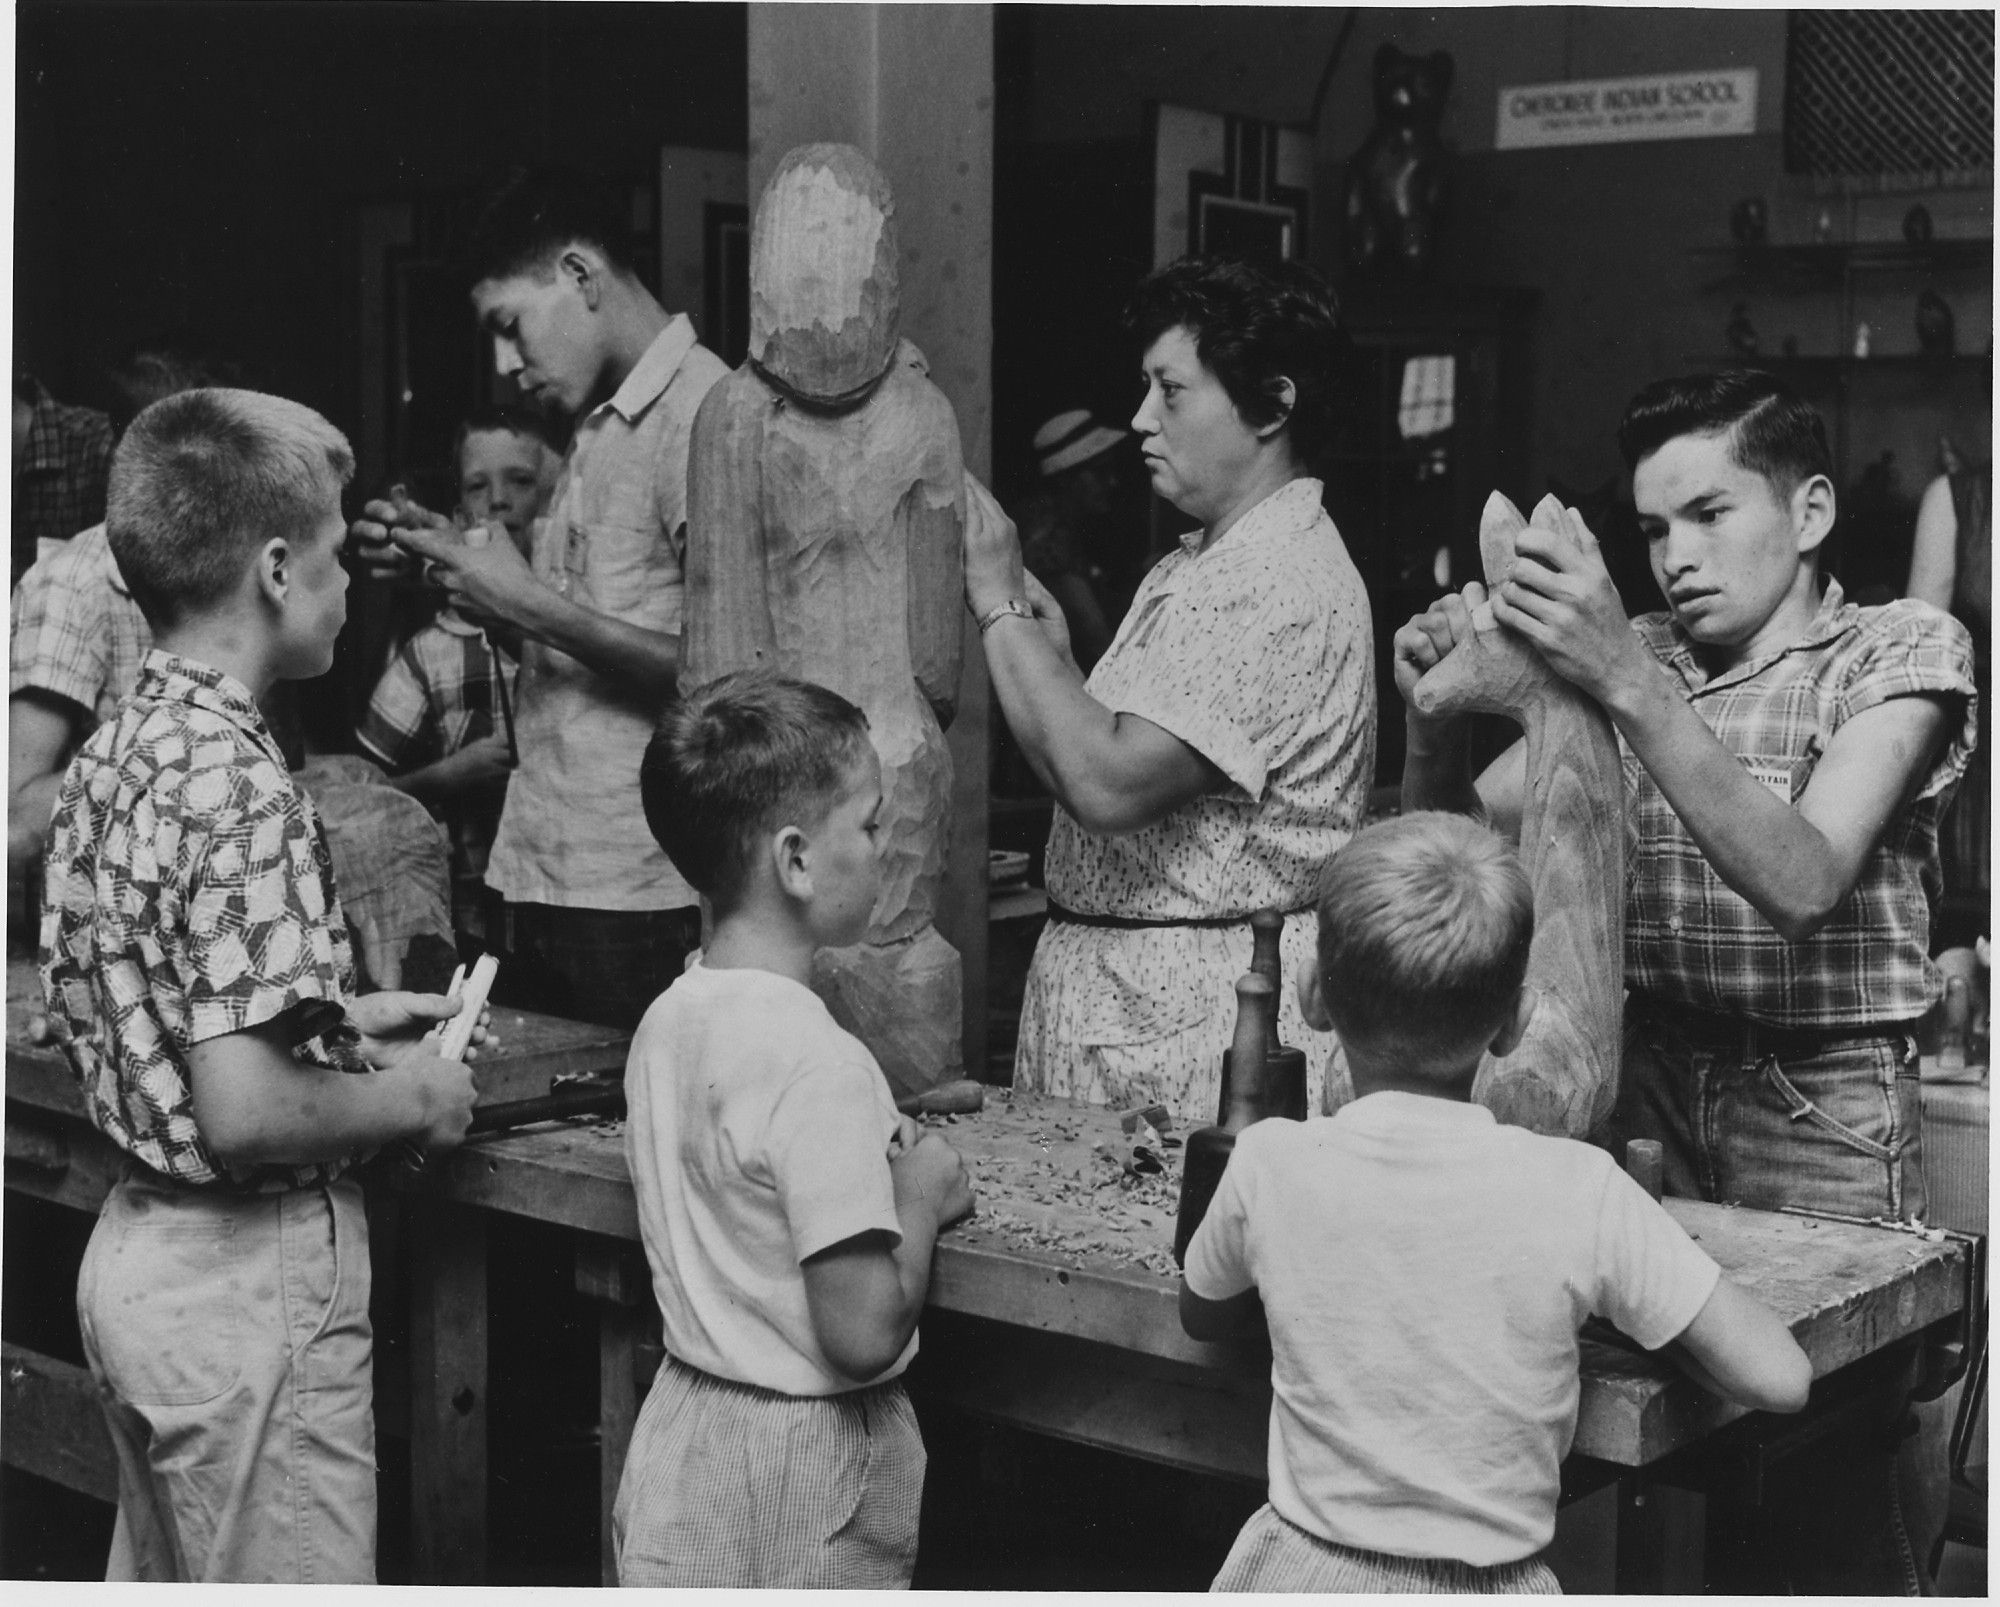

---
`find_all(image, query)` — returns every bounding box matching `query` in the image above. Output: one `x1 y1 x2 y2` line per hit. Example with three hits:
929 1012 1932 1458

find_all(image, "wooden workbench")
4 957 1973 1586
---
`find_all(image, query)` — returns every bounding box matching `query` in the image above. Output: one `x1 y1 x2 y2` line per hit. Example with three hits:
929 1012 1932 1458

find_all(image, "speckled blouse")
1016 477 1375 1123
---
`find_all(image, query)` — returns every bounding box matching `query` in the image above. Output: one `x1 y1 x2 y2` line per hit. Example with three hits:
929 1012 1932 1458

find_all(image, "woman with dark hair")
965 255 1375 1124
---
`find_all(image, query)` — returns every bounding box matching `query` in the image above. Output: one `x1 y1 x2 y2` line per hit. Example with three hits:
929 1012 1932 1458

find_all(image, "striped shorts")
1212 1505 1562 1594
612 1357 924 1589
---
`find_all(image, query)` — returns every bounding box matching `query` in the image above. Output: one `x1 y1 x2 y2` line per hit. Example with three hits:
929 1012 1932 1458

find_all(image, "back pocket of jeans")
87 1221 243 1406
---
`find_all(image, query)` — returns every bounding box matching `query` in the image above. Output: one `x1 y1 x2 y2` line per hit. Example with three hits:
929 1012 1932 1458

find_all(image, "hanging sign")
1496 67 1757 150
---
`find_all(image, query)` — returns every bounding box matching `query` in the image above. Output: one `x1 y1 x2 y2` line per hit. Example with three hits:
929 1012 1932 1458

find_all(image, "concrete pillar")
747 4 995 1077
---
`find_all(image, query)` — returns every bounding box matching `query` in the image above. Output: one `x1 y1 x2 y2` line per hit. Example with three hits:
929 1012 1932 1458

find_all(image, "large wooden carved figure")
1410 492 1625 1138
685 144 966 1095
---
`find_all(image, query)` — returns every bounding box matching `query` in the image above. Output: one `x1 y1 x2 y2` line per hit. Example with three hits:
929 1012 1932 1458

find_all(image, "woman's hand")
962 475 1030 619
348 991 495 1069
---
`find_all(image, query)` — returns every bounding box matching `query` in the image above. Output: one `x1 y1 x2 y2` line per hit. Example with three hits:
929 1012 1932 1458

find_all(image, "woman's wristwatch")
977 598 1036 635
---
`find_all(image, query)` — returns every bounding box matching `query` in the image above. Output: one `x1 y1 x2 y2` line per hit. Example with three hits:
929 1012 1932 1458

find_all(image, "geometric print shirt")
1622 580 1977 1028
40 650 363 1191
357 611 515 889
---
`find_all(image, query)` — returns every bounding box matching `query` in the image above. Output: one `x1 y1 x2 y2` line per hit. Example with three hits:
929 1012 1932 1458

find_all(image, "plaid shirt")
10 523 152 729
40 651 362 1192
1623 581 1978 1027
356 612 513 887
11 380 114 581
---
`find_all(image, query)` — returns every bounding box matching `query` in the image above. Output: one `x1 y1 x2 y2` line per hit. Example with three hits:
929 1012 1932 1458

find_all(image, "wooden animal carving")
1409 491 1625 1138
684 143 967 1096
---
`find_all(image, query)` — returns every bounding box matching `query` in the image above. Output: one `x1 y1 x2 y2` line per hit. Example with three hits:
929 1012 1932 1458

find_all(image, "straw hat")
1034 409 1126 477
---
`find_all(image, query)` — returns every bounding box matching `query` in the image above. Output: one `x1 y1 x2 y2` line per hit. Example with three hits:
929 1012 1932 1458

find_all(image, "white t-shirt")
624 963 912 1396
1184 1091 1720 1565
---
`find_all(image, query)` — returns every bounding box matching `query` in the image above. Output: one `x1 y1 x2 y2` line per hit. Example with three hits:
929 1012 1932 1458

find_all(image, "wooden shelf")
1688 353 1992 374
1694 238 1993 293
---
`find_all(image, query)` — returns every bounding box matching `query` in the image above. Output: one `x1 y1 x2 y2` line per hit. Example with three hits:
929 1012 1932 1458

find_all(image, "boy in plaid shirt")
1397 370 1976 1592
358 408 557 939
42 389 483 1581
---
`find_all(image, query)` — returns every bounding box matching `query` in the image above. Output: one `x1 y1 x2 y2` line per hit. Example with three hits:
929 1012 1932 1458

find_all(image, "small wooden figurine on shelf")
1726 302 1761 360
684 142 968 1097
1342 43 1454 280
1730 196 1768 246
1916 287 1957 357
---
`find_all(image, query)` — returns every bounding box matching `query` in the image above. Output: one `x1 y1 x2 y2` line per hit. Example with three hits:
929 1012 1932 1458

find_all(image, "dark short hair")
452 405 563 470
1124 255 1349 468
1616 370 1833 494
108 388 353 630
463 166 636 285
1316 812 1533 1064
641 671 875 908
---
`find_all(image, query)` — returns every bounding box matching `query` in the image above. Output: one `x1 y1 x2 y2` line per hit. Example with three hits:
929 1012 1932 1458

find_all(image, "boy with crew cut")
613 671 976 1588
41 389 482 1582
1396 371 1977 1589
1181 812 1810 1593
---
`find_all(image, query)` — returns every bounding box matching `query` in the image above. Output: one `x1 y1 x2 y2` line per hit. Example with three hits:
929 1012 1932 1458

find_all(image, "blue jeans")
1610 994 1925 1222
1608 995 1935 1594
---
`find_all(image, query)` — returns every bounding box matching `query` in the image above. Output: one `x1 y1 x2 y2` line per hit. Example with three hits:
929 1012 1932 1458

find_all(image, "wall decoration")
1150 103 1311 270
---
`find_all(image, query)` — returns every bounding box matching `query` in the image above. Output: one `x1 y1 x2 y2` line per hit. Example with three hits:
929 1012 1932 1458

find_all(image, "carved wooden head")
750 143 901 405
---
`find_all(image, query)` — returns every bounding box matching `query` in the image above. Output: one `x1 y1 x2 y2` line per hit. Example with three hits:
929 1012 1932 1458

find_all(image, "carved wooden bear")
1342 43 1455 279
684 143 967 1096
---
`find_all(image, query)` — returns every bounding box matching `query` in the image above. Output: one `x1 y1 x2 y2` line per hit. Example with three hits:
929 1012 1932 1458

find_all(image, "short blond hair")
1316 811 1533 1059
107 388 353 629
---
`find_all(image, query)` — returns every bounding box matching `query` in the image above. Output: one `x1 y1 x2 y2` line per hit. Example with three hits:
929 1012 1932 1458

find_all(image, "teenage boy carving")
351 167 729 1029
1397 369 1977 1593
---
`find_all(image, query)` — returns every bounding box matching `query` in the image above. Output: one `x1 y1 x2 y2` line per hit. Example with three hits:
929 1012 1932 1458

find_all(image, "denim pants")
1608 995 1934 1593
486 897 704 1031
1610 993 1925 1221
76 1170 376 1583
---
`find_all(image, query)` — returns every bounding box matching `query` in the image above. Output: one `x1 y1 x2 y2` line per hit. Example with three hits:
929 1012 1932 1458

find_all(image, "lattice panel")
1786 10 1994 176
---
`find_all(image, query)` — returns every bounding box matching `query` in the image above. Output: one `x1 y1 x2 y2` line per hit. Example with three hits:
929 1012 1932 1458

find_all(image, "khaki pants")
77 1171 377 1582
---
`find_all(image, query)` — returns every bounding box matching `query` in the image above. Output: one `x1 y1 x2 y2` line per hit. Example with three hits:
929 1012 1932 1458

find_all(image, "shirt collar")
88 525 133 596
1176 476 1325 556
1653 577 1855 695
1331 1088 1497 1133
601 315 698 424
136 649 287 766
433 608 486 638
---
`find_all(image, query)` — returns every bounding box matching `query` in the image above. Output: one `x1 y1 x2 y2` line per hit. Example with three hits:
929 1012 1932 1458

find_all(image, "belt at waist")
1045 901 1314 931
1626 992 1919 1059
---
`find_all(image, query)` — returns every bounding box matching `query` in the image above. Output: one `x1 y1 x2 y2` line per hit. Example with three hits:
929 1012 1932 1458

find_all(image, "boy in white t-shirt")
1181 812 1811 1592
613 670 977 1588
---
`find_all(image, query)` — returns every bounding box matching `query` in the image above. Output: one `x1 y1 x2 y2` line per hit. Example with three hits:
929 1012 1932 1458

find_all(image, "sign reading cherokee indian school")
1496 68 1758 151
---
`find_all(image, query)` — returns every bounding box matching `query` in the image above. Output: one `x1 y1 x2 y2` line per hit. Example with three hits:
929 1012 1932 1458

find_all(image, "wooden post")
406 1198 487 1584
1411 492 1626 1137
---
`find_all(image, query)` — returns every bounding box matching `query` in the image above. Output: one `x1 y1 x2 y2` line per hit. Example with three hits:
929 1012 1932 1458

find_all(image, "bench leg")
408 1198 488 1584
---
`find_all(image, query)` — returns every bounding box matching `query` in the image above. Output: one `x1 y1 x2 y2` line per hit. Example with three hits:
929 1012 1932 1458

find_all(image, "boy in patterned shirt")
358 408 558 940
40 389 483 1583
1396 369 1977 1591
